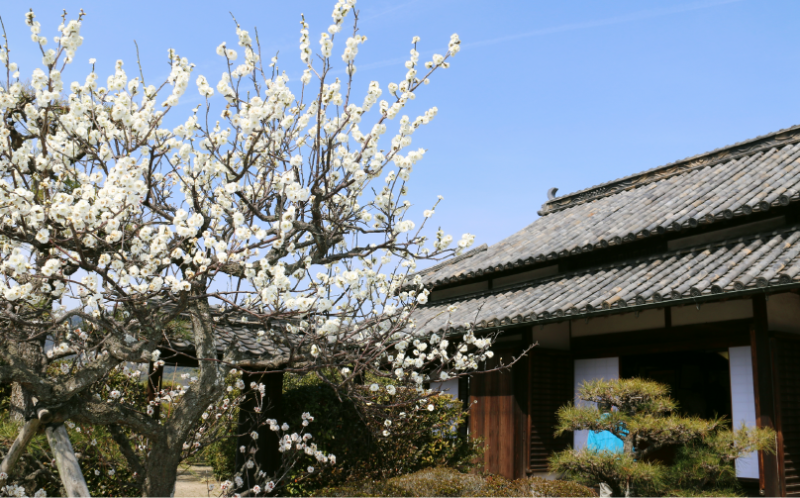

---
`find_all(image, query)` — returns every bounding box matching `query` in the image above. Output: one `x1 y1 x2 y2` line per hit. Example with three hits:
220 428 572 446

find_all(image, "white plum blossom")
0 2 495 496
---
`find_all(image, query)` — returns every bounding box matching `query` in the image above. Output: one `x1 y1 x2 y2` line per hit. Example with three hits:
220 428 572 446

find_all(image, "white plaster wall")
432 378 459 399
533 322 570 350
671 300 752 326
767 292 800 334
729 346 759 480
573 357 619 449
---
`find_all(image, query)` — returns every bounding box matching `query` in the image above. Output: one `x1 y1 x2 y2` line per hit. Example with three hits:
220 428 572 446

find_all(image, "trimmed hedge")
314 466 597 497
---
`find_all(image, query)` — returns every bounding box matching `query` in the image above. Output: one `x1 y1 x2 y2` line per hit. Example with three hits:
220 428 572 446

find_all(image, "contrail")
347 0 744 74
359 0 426 21
464 0 744 50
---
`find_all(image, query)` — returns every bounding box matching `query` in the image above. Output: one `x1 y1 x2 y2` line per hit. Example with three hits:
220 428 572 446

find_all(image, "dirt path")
173 465 222 498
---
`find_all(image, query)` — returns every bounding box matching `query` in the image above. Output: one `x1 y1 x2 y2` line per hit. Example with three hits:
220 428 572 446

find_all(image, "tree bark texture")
141 440 181 498
45 424 90 498
9 383 33 423
9 339 44 423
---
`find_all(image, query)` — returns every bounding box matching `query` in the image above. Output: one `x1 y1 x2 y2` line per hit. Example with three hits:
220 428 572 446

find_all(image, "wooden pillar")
146 361 163 420
458 375 469 437
236 372 284 488
751 295 781 496
513 342 530 480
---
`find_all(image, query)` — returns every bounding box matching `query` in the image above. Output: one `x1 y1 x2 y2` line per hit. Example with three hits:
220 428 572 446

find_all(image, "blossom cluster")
0 483 47 498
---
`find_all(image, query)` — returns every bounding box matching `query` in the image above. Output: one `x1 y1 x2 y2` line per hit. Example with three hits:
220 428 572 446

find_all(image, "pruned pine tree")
550 378 775 497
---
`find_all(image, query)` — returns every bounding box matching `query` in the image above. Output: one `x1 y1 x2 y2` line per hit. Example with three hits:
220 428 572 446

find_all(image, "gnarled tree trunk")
9 338 45 423
142 440 182 497
142 293 230 497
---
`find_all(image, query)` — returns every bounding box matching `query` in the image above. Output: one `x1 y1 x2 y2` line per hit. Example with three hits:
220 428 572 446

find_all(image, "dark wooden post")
236 372 284 488
751 295 781 496
512 345 529 479
146 361 163 420
458 375 469 437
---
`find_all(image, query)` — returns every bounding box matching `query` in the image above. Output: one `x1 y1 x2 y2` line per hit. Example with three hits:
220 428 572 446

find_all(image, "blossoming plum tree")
0 2 502 496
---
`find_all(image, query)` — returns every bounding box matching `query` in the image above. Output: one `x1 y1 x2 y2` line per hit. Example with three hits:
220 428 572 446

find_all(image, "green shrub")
663 488 745 497
314 482 419 498
314 466 597 497
389 467 486 496
280 373 482 495
201 431 238 480
525 476 599 497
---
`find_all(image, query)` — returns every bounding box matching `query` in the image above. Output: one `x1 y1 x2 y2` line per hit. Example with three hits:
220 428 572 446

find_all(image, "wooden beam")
45 424 90 497
571 319 750 358
751 295 781 496
0 418 41 478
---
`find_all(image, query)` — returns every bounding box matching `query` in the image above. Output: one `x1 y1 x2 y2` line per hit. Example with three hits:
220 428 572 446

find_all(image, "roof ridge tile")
540 123 800 215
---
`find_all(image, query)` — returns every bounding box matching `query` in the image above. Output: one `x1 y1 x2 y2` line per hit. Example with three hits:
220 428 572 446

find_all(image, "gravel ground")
173 465 222 498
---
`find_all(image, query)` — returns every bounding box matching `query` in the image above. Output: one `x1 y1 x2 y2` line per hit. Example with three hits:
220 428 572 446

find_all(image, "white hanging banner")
729 346 759 480
573 357 619 450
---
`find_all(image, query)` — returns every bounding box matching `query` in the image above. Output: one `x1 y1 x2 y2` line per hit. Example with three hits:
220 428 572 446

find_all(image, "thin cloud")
341 0 744 75
464 0 744 50
359 0 426 21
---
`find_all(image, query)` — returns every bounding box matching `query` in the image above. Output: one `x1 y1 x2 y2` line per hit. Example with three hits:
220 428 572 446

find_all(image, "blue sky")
4 0 799 267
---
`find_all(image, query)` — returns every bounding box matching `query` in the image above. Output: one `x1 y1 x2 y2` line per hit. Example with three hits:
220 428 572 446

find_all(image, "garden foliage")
229 373 482 495
0 371 144 497
314 466 597 497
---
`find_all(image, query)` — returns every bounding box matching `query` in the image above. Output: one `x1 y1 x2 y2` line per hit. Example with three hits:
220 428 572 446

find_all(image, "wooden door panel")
469 347 519 479
528 348 573 474
773 335 800 496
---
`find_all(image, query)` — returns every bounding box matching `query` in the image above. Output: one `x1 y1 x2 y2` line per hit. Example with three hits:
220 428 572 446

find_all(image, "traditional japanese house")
412 125 800 496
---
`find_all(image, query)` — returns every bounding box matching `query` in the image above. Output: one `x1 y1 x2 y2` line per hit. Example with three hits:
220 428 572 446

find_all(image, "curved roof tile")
412 225 800 335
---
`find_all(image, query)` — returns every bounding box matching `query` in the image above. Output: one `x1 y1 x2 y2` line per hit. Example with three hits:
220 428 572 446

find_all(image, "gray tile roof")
411 225 800 335
420 124 800 286
161 305 293 360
